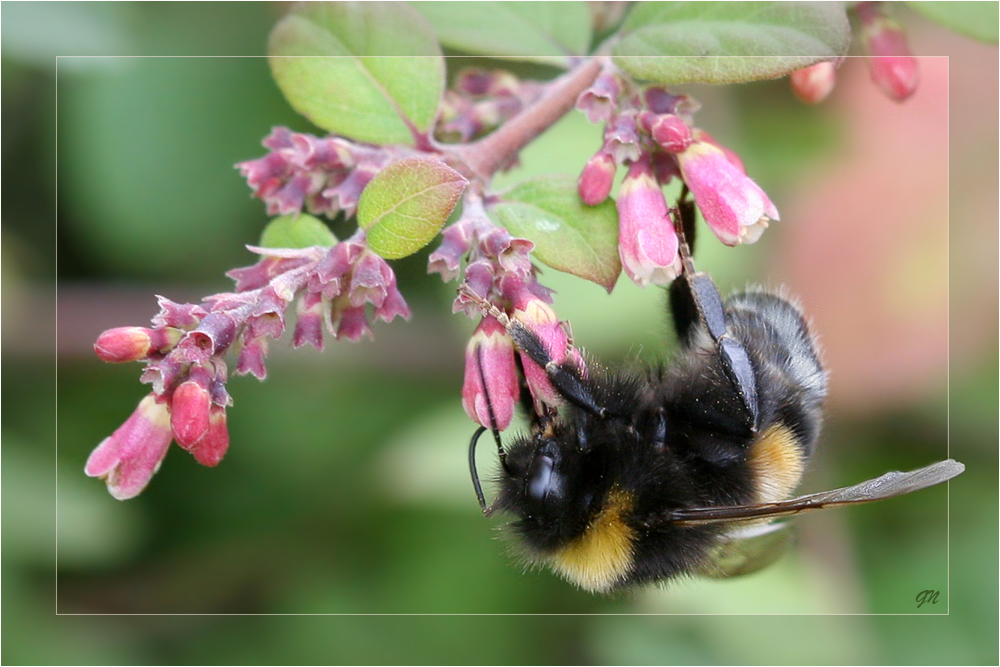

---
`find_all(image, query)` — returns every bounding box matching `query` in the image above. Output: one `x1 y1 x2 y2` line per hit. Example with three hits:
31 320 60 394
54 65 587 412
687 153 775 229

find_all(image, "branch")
448 57 604 181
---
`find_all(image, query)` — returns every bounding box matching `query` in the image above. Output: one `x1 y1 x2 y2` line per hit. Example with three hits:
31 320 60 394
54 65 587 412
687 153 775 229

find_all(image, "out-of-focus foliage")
3 2 997 665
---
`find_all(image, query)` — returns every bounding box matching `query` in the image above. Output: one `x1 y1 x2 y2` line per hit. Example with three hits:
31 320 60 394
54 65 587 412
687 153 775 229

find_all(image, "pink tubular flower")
676 141 779 246
790 61 837 104
856 2 918 102
462 315 520 430
616 157 681 287
577 150 616 206
85 395 174 500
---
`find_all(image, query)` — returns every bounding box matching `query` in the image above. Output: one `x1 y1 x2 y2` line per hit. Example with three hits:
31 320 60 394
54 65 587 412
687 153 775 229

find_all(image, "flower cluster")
436 68 545 143
237 127 401 220
86 230 408 499
576 66 779 287
429 193 580 429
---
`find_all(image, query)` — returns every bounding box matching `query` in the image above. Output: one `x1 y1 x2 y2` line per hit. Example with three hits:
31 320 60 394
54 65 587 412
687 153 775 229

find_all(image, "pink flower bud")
856 2 918 101
676 142 779 247
615 157 681 287
190 405 229 467
578 151 617 206
171 373 212 449
790 61 837 104
85 394 174 500
462 315 520 430
94 327 154 363
867 54 919 102
648 114 693 153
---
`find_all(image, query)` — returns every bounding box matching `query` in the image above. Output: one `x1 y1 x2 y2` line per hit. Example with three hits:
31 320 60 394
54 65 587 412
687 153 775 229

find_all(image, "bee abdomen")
726 288 827 457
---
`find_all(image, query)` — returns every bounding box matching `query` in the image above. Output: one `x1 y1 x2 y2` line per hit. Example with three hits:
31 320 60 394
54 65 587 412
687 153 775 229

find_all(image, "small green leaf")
489 175 621 292
412 1 592 67
907 2 998 43
358 157 468 260
268 2 444 144
614 2 850 84
259 214 337 249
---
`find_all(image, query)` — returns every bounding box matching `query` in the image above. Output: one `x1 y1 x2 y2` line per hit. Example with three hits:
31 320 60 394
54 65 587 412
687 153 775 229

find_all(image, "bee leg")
668 205 760 432
506 319 609 419
514 355 559 435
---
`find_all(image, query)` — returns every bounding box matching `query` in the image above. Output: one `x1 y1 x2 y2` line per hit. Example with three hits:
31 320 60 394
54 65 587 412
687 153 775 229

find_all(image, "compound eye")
526 453 563 508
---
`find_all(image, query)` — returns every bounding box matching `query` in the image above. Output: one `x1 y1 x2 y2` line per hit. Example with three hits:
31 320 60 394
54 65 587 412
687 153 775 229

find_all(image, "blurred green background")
3 2 997 664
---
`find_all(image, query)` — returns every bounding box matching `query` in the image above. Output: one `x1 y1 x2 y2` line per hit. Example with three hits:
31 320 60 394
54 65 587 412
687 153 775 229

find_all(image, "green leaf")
268 2 444 145
358 157 468 260
614 2 850 84
489 175 621 292
412 1 592 66
259 214 337 249
906 2 999 43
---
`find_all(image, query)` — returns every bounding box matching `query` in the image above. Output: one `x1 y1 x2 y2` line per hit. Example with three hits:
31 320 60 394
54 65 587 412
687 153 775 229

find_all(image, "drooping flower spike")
87 228 410 499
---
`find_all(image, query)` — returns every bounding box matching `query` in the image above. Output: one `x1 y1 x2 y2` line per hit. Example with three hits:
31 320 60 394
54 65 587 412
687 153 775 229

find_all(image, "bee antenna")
468 426 493 516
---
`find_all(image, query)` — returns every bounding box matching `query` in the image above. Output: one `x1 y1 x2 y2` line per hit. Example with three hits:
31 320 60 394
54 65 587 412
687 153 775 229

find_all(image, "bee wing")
698 521 796 579
666 459 964 526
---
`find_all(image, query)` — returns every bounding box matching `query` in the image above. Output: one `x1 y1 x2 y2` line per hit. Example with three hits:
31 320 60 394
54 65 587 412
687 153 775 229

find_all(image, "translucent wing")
666 459 964 527
698 521 796 579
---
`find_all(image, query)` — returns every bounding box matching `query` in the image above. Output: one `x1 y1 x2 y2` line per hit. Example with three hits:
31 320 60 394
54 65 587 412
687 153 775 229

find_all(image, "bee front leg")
506 319 609 419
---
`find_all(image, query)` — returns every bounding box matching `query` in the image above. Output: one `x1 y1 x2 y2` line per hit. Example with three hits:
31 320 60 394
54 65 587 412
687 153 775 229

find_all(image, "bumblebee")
466 201 963 594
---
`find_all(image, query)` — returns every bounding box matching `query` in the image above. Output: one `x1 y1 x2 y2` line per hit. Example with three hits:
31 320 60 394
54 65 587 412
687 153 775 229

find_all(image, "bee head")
496 424 613 553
